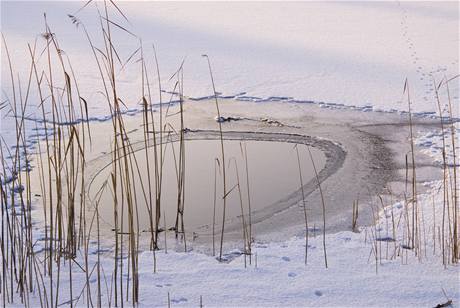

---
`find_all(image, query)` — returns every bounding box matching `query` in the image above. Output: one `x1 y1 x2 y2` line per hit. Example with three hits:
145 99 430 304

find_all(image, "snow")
21 178 458 307
1 1 458 113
